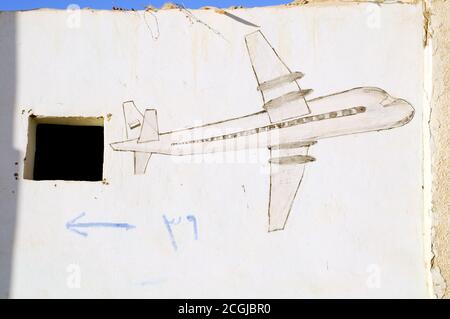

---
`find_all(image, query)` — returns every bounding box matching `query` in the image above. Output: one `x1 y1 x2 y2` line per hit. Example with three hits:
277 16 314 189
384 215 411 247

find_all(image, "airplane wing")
245 30 312 123
267 141 316 232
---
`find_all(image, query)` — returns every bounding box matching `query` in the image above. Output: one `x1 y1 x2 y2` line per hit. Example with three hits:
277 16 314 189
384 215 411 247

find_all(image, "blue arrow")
66 212 136 237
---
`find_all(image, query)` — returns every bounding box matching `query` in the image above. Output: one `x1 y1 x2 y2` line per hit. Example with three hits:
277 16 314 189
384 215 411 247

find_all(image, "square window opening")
24 116 104 181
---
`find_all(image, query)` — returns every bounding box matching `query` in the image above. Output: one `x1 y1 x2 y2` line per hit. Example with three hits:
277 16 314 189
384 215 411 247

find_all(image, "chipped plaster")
429 0 450 299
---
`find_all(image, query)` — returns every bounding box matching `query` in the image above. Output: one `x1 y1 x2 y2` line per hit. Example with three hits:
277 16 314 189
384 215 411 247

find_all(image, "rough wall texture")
0 4 428 298
430 0 450 299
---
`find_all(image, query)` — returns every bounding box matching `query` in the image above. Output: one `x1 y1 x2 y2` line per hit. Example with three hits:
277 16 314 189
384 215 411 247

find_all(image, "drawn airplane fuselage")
111 31 415 232
112 87 414 157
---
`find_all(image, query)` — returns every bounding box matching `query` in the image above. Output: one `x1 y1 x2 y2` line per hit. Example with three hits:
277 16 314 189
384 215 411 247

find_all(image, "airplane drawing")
110 30 415 232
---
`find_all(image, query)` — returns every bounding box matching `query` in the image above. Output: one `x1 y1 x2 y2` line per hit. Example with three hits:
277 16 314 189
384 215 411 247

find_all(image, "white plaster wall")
0 4 428 298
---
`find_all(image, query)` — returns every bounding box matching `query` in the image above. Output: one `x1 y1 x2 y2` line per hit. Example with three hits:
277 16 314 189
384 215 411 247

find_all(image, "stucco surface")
0 3 429 298
430 0 450 299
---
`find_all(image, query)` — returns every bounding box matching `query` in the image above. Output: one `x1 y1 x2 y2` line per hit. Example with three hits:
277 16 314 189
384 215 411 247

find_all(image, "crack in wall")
168 3 228 41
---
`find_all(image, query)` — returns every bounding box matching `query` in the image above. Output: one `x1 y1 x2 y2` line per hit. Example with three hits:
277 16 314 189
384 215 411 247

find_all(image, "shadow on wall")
0 11 17 298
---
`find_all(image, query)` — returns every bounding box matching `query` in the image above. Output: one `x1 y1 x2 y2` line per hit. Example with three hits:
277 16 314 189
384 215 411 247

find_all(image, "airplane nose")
404 103 415 124
383 97 415 125
392 98 414 113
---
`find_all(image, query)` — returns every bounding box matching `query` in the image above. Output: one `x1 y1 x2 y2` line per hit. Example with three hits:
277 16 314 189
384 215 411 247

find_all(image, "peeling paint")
0 0 424 13
430 0 450 299
145 5 158 12
422 0 432 47
161 3 179 10
431 264 447 298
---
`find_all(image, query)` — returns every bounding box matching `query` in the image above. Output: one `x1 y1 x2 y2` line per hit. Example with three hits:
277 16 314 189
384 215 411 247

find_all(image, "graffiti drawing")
110 30 415 232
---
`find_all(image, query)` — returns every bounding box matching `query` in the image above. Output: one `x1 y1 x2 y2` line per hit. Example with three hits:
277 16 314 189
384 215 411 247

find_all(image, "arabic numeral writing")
163 214 198 251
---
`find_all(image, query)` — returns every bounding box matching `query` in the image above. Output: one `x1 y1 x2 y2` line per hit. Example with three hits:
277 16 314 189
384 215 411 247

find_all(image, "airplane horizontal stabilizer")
119 101 159 175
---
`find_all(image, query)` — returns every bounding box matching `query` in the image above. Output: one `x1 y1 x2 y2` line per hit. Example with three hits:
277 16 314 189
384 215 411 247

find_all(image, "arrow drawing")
66 212 136 237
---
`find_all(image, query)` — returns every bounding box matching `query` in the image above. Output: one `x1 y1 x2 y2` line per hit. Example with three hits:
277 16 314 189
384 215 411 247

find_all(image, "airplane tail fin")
121 101 160 175
138 109 159 143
